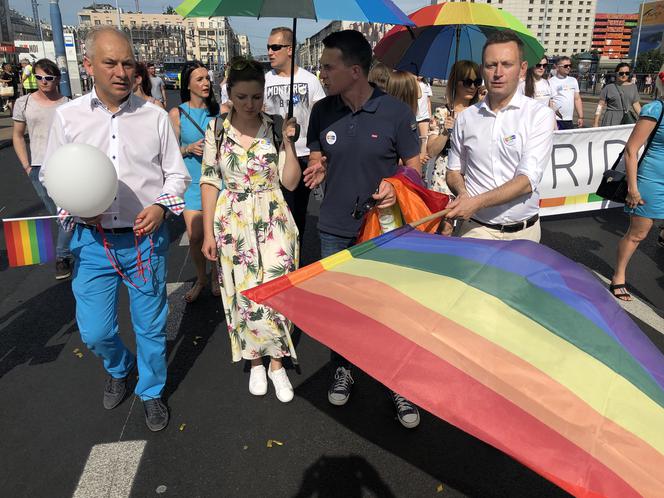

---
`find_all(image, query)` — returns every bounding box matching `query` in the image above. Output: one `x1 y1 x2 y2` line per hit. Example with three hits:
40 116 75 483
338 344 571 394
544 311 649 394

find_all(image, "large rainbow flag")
244 225 664 497
3 217 55 267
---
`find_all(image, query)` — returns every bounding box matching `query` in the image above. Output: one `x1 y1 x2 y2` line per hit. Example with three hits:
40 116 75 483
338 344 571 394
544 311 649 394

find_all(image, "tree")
163 5 176 15
635 49 664 74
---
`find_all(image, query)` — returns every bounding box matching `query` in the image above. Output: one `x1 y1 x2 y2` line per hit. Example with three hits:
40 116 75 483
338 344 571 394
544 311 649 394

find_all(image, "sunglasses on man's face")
35 75 56 81
461 78 482 88
617 71 630 76
267 44 290 52
535 63 547 69
559 64 571 69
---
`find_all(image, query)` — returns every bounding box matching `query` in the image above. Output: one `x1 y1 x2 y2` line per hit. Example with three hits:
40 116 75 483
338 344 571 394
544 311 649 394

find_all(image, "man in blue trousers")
41 26 190 431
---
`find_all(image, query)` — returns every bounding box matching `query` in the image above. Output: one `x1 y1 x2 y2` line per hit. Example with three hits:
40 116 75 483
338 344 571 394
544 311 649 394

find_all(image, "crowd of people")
6 24 664 432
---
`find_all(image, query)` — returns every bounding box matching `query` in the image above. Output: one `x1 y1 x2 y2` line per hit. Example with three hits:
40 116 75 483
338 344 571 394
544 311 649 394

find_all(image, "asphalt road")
0 90 662 498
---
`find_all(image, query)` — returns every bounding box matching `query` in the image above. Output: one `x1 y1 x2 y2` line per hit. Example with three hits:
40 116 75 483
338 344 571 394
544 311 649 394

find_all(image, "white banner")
539 124 634 216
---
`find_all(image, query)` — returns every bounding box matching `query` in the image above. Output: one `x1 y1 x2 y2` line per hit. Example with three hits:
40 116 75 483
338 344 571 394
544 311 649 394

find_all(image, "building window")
94 20 101 25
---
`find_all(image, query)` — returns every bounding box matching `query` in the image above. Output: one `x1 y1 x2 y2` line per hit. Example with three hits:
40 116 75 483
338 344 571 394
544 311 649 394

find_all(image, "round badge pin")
326 131 337 145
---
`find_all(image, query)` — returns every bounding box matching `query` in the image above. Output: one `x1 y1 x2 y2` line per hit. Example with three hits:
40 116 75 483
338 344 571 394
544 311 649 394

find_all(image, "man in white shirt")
42 26 190 431
264 26 326 238
549 56 584 129
446 30 555 242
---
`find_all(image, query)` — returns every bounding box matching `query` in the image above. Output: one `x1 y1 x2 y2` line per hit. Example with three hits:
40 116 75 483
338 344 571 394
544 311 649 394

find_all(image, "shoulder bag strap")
178 105 207 137
615 84 628 114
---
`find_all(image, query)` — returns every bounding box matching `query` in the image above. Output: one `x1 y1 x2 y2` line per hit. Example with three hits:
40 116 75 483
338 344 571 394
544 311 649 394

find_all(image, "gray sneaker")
103 374 130 410
391 391 420 429
55 257 72 280
328 366 354 406
143 398 169 432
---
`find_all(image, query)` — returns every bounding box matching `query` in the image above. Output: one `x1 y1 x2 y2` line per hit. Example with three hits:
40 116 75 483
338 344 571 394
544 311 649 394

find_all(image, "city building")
10 8 52 42
591 13 638 60
77 4 242 69
445 0 598 57
0 0 15 60
298 21 392 70
237 34 251 57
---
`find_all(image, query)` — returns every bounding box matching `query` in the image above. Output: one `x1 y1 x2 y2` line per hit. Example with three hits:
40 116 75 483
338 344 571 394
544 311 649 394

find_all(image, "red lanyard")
97 224 155 290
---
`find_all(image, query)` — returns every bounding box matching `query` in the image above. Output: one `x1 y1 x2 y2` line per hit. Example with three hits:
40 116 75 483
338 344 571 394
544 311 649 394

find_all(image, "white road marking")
591 270 664 335
73 440 146 498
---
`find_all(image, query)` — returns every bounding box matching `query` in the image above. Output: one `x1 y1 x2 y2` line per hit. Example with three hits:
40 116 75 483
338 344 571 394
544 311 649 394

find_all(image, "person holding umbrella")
263 26 326 241
303 30 423 428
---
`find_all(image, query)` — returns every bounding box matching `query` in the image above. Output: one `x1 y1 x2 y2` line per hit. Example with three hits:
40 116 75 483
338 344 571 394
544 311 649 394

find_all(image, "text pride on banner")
539 124 634 216
2 217 55 267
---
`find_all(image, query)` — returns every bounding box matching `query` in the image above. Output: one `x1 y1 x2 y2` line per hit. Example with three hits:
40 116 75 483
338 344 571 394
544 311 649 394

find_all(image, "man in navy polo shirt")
304 30 422 428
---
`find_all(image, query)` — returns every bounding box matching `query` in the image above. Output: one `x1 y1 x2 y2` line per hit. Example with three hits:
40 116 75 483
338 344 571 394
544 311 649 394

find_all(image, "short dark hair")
482 30 524 63
34 58 60 79
615 62 630 73
322 30 372 76
134 62 152 96
270 27 293 46
226 58 266 94
557 56 571 65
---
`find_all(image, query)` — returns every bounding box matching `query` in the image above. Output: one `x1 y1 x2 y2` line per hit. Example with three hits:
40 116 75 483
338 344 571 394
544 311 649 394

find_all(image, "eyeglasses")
617 71 630 76
266 44 290 52
35 75 56 81
461 78 482 88
535 63 547 68
559 64 571 69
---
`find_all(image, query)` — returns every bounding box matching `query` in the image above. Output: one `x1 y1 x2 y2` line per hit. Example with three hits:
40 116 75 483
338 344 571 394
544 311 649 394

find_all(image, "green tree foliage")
635 49 664 74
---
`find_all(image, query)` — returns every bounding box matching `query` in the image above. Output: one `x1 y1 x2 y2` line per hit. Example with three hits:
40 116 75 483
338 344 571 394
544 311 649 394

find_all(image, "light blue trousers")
70 223 169 400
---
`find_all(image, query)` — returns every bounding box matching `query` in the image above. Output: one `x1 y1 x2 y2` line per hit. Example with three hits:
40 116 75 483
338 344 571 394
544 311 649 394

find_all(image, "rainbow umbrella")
374 3 545 79
245 226 664 497
176 0 414 121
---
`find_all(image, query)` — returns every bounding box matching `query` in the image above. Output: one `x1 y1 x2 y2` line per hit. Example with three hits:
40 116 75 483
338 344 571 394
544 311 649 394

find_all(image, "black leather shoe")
143 398 169 432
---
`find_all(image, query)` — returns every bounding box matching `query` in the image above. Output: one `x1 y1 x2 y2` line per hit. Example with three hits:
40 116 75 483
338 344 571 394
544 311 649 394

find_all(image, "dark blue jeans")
29 166 72 259
319 231 356 369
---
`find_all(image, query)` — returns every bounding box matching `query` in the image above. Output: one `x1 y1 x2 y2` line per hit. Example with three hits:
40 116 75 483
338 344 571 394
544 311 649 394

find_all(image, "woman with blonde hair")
386 71 427 164
368 62 391 91
426 60 481 194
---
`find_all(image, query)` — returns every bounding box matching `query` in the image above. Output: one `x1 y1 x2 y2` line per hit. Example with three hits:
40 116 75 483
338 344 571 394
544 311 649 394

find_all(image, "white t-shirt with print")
549 75 579 121
518 78 552 106
263 67 326 157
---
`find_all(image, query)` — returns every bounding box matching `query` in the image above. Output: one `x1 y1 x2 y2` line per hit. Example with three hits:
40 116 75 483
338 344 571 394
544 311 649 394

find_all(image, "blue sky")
9 0 647 55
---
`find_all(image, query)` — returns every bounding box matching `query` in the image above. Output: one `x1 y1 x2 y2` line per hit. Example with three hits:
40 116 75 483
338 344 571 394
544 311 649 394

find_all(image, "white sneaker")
267 367 294 403
249 365 267 396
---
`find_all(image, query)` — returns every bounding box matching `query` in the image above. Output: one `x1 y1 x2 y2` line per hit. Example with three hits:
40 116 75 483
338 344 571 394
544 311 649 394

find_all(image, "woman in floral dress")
200 59 301 403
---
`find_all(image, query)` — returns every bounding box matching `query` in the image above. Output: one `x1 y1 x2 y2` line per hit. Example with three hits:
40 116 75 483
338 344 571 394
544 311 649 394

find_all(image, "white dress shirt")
41 89 190 229
448 91 555 224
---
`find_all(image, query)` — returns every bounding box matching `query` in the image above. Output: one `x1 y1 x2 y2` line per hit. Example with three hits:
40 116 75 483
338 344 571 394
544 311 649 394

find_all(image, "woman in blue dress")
169 61 221 302
610 68 664 301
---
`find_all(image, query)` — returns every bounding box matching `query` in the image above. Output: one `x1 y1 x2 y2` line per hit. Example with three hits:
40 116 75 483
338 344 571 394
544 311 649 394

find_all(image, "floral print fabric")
201 111 299 362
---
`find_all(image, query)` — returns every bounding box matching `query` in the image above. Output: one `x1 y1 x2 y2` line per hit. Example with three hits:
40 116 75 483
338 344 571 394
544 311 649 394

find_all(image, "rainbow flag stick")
3 217 56 267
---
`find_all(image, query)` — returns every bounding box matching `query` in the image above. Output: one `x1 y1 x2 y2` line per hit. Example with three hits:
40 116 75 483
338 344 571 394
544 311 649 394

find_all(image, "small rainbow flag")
3 217 55 267
245 225 664 497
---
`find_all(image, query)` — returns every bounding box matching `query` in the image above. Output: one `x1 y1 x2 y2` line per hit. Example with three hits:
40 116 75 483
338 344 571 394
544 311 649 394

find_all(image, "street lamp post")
633 0 645 68
48 0 71 97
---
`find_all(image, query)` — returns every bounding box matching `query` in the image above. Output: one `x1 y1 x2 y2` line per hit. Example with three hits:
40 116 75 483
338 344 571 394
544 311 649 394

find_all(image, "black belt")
470 214 539 233
77 223 135 234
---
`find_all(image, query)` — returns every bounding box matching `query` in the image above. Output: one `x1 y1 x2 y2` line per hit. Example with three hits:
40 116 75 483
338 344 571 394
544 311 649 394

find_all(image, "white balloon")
44 143 118 218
